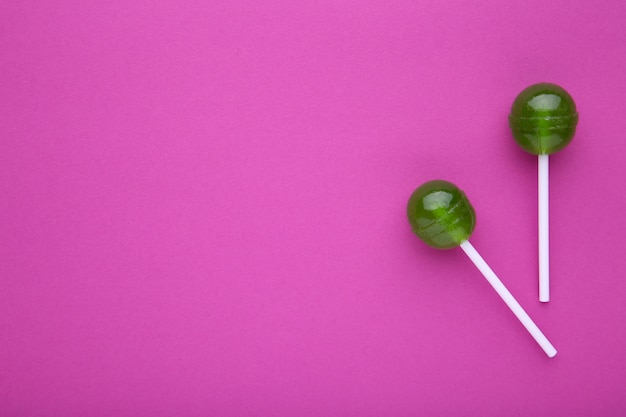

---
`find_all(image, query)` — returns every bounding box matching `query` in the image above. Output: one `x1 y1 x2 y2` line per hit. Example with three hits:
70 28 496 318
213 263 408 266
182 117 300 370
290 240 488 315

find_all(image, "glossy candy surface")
508 83 578 155
407 180 476 249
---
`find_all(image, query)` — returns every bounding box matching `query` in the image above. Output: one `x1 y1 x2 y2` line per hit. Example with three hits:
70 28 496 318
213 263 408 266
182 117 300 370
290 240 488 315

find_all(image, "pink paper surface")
2 1 626 415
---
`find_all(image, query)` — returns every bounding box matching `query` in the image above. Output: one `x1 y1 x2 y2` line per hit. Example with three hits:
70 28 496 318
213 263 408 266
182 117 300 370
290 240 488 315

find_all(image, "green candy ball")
508 83 578 155
407 180 476 249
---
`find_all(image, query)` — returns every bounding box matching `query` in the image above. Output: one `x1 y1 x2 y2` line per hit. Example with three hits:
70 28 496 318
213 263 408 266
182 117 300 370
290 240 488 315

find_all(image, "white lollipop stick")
538 154 550 302
459 240 557 358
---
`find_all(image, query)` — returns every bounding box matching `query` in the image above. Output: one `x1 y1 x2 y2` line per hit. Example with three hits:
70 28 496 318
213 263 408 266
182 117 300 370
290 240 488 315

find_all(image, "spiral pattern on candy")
509 83 578 155
407 180 476 249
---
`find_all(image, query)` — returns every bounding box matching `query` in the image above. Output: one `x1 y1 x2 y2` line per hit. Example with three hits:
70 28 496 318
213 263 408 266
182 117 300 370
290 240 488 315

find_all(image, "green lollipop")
406 180 476 249
407 180 556 357
509 83 578 302
509 82 578 155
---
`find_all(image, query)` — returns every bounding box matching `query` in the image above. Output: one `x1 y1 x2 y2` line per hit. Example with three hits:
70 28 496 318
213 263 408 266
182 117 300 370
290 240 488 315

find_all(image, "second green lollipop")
509 82 579 302
407 180 556 357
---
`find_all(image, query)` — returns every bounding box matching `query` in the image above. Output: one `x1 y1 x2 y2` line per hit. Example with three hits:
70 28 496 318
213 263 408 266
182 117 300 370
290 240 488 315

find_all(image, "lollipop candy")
509 83 578 302
407 180 557 357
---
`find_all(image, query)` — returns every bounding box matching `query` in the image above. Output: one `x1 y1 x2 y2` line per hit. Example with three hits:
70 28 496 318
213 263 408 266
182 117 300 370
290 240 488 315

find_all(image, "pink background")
2 1 626 415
